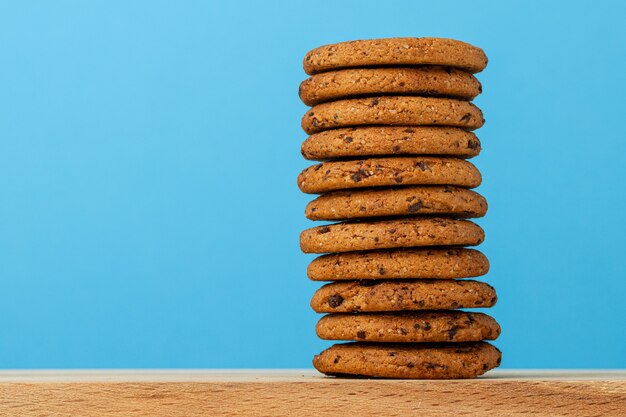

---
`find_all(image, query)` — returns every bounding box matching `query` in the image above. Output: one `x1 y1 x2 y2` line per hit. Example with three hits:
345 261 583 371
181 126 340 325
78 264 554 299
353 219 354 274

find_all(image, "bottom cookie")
313 342 501 379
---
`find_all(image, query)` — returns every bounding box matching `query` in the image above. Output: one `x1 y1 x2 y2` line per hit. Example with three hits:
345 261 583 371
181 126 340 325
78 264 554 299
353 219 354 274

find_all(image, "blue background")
1 0 625 369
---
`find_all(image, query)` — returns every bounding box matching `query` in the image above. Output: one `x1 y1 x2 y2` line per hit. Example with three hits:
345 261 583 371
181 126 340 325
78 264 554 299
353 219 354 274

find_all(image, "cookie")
300 218 484 254
301 126 481 161
303 37 488 75
299 67 481 106
305 186 487 220
307 248 489 281
298 157 481 194
313 342 501 379
302 96 484 134
310 279 497 313
316 311 501 343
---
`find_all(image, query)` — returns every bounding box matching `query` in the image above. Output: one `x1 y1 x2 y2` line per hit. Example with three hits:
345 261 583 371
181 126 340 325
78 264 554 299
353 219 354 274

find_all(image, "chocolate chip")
404 128 415 133
334 356 341 364
351 169 370 183
413 323 421 330
388 351 397 357
392 145 401 152
407 201 423 213
356 330 366 339
327 294 344 308
399 327 408 335
460 113 472 123
425 362 436 370
407 362 415 368
311 118 319 127
370 98 379 106
344 136 353 143
388 228 396 234
448 325 460 340
318 226 330 234
378 267 385 275
423 322 431 331
467 139 479 150
415 161 431 171
394 175 403 183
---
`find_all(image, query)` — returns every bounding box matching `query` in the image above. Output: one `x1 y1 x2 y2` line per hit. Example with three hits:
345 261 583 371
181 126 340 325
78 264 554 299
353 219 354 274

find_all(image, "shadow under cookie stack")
298 38 502 379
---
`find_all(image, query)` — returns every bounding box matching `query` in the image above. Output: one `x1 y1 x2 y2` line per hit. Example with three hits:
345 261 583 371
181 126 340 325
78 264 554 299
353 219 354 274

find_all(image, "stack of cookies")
297 38 502 379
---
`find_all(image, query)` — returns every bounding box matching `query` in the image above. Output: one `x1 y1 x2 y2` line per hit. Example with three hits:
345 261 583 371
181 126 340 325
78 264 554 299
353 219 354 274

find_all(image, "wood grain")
0 370 624 416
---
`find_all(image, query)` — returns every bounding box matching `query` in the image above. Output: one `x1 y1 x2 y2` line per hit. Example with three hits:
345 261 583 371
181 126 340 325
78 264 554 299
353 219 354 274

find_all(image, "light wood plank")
0 370 624 416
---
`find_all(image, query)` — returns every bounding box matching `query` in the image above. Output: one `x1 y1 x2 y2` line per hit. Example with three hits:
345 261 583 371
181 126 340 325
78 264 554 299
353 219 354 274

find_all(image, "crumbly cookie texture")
310 279 497 313
302 96 484 134
300 217 484 254
301 126 481 161
313 341 501 379
303 37 488 75
305 186 487 221
316 311 501 343
299 67 481 106
307 248 489 281
298 157 481 194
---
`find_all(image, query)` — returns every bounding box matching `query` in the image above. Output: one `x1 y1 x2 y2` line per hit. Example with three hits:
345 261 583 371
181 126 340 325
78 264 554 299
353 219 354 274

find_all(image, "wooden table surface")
1 370 624 416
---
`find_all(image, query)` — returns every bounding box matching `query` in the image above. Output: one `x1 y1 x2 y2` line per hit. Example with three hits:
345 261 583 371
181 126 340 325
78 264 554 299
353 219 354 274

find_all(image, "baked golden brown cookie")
305 186 487 220
298 157 481 194
307 248 489 281
302 96 484 134
313 341 501 379
299 67 481 106
301 126 481 161
300 218 484 254
303 37 488 75
316 311 500 342
310 279 497 313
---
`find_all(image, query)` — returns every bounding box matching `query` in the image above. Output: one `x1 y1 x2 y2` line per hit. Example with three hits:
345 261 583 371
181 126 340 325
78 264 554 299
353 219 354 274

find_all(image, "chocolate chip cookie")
307 248 489 281
300 218 484 254
303 38 488 75
316 311 500 342
305 186 487 220
301 126 481 161
302 96 484 134
313 341 501 379
310 279 497 313
298 157 481 194
299 67 481 106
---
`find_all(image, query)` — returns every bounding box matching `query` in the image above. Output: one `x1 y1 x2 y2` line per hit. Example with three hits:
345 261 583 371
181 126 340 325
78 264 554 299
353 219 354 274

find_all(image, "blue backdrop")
1 0 625 369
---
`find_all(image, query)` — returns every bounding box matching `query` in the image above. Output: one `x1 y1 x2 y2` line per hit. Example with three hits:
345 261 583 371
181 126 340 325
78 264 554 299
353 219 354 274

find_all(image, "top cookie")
303 37 488 75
